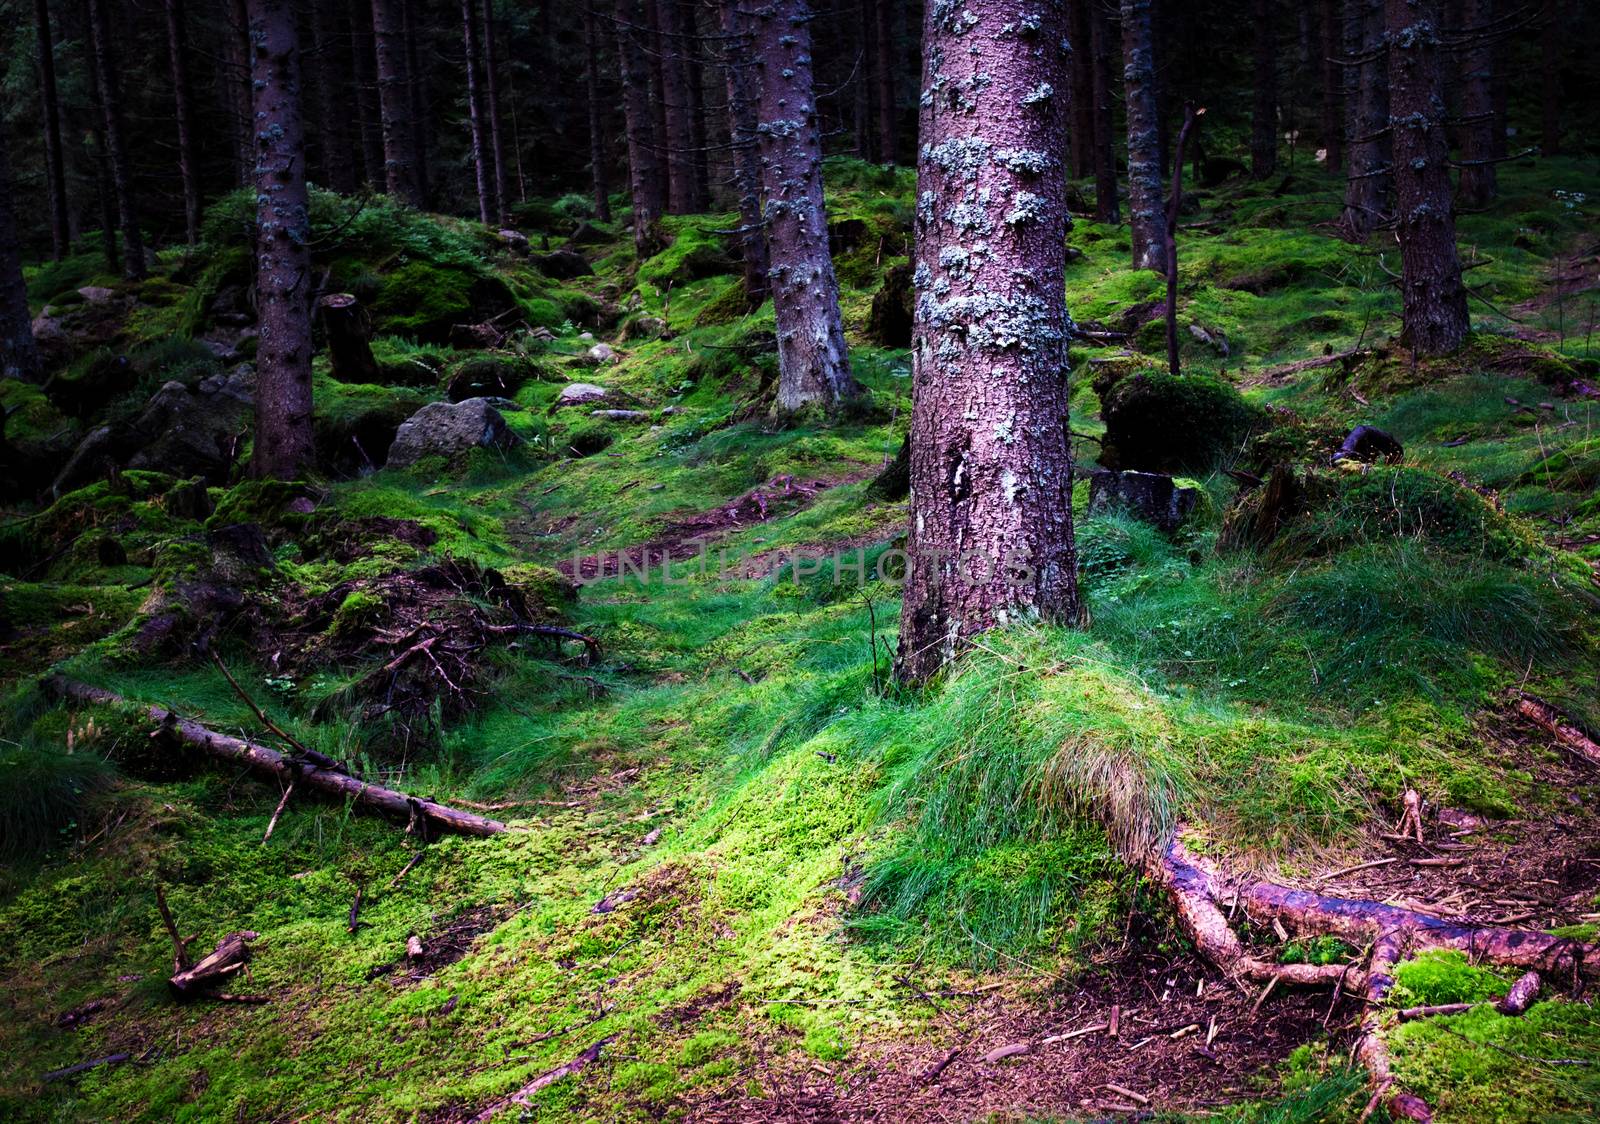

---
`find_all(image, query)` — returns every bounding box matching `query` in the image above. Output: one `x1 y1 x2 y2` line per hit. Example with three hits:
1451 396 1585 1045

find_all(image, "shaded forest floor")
3 157 1600 1122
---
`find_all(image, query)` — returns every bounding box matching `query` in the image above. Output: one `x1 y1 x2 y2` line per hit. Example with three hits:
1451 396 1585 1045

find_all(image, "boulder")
1087 470 1201 533
386 398 521 468
589 409 649 422
531 249 593 280
556 382 609 407
588 342 617 364
568 221 610 246
1332 425 1403 466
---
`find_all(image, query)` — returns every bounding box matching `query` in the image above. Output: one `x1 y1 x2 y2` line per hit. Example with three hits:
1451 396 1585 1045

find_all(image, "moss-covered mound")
1095 367 1260 473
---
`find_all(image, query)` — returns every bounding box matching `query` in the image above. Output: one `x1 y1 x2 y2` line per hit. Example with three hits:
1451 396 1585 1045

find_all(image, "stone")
587 342 618 364
77 285 118 304
589 409 649 421
531 249 593 280
386 398 521 468
1087 470 1201 533
557 382 609 407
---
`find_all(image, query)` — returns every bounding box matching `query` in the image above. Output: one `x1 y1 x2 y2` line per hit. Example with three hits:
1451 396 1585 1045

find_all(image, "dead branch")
464 1037 615 1124
1516 696 1600 770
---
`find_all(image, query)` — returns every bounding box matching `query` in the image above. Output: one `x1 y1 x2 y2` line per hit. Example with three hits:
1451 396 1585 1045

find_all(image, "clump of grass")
0 736 115 856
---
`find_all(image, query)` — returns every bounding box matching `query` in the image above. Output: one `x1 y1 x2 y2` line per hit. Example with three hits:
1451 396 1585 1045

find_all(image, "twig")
155 885 192 972
918 1046 962 1084
262 781 295 843
211 651 312 758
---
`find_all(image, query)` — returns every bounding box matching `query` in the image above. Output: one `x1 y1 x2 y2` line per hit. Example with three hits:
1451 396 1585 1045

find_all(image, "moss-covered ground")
3 157 1599 1122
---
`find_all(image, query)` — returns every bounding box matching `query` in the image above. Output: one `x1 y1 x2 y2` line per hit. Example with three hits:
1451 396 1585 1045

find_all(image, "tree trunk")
895 0 1080 685
1320 0 1342 170
81 35 118 276
854 0 873 159
349 0 387 187
1339 0 1388 238
1539 0 1561 156
462 0 494 225
163 0 202 245
1251 0 1278 178
1067 0 1094 180
684 1 711 209
752 0 854 414
873 0 897 163
0 120 42 383
402 0 431 204
33 0 70 262
371 0 424 206
720 0 769 308
481 0 509 224
318 294 382 384
1386 0 1469 355
1456 0 1496 207
309 2 359 194
617 0 665 256
229 0 254 186
1122 0 1165 272
1088 0 1119 222
652 0 699 214
1166 105 1203 376
86 0 146 280
249 0 316 480
583 5 614 224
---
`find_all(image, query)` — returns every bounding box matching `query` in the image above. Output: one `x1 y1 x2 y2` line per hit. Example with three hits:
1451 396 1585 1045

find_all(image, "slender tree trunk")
719 0 769 307
1339 0 1388 238
1489 30 1507 159
163 0 202 245
82 34 118 275
684 2 710 209
86 0 146 279
1251 0 1278 178
873 0 896 163
618 0 665 255
349 0 386 187
247 0 315 480
1539 0 1561 155
403 0 431 204
1456 0 1496 206
583 5 614 223
33 0 70 262
855 0 873 159
897 0 1079 686
1320 0 1342 169
1386 0 1469 355
652 0 698 214
371 0 424 205
462 0 493 224
309 2 358 194
1122 0 1165 272
752 0 853 413
0 120 43 383
229 0 254 186
481 0 509 224
1067 0 1094 180
645 0 671 211
1088 0 1119 223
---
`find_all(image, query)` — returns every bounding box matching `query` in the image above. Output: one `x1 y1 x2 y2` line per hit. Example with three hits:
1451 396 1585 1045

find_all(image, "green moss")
1096 368 1261 473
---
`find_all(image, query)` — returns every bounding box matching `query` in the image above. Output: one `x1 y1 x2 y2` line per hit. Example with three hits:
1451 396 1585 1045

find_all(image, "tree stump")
318 293 382 384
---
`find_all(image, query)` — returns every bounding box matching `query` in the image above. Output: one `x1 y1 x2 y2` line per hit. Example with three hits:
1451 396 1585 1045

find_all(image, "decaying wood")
168 930 257 999
155 884 193 973
917 1045 961 1084
45 677 507 837
464 1037 615 1124
41 1052 131 1083
1516 696 1600 770
1498 970 1541 1015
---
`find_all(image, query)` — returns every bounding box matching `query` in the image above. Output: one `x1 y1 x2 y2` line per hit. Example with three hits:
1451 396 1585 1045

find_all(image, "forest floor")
3 158 1600 1122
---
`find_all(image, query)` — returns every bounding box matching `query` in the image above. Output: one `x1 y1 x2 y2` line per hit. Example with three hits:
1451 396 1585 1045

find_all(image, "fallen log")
44 677 507 838
465 1037 615 1124
1515 696 1600 770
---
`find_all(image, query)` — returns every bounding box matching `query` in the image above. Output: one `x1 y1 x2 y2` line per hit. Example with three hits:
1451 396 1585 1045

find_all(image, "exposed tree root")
44 677 507 837
1150 830 1596 1121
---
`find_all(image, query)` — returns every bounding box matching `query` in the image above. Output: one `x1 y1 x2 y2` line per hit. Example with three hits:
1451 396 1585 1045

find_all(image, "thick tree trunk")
163 0 202 245
372 0 424 206
33 0 70 262
617 0 665 256
1088 0 1119 222
462 0 494 225
1122 0 1165 273
481 0 509 224
1539 0 1561 156
683 1 711 209
318 294 382 384
349 0 387 187
1456 0 1496 207
653 0 699 214
1067 0 1094 180
583 5 614 223
309 2 359 195
402 0 431 204
896 0 1080 685
0 122 42 383
1251 0 1278 179
720 0 769 308
752 0 854 414
1320 0 1342 170
1386 0 1469 356
249 0 316 480
1339 0 1388 238
82 41 118 275
86 0 146 280
873 0 896 163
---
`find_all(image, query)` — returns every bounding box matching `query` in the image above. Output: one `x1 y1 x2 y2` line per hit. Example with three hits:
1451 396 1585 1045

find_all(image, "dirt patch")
370 903 513 983
656 981 743 1029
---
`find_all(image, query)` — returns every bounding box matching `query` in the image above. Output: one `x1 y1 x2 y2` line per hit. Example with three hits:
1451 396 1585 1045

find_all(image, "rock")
495 228 530 254
620 315 668 342
386 398 521 468
1087 470 1201 533
589 409 649 421
1187 322 1230 358
557 382 609 407
1332 425 1403 465
568 221 610 246
579 331 595 341
587 342 617 364
77 286 118 304
445 359 528 403
531 249 593 280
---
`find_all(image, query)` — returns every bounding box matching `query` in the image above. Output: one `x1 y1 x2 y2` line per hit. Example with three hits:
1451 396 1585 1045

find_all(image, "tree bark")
1087 0 1119 222
683 1 711 209
855 0 874 159
81 29 118 275
402 0 431 204
372 0 424 206
1166 105 1203 376
752 0 855 414
309 1 359 195
462 0 494 225
1455 0 1497 207
249 0 316 480
617 0 665 256
896 0 1080 685
228 0 254 186
1067 0 1094 180
1339 0 1388 238
163 0 202 245
318 294 382 384
349 0 387 187
720 0 769 308
583 4 614 223
873 0 897 163
86 0 146 280
652 0 699 214
1251 0 1278 179
1122 0 1165 272
33 0 70 262
1386 0 1469 355
1539 0 1561 156
481 0 509 224
0 119 43 383
1320 0 1342 170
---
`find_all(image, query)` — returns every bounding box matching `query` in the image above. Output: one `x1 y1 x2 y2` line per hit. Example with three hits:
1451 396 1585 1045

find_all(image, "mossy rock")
499 563 577 615
692 280 757 328
1095 368 1260 473
373 262 518 342
314 376 435 475
1 379 82 497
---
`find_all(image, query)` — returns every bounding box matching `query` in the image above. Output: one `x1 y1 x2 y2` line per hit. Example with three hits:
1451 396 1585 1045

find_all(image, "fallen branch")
464 1037 615 1124
44 678 507 838
41 1053 131 1083
918 1046 961 1084
169 931 257 999
1516 696 1600 770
